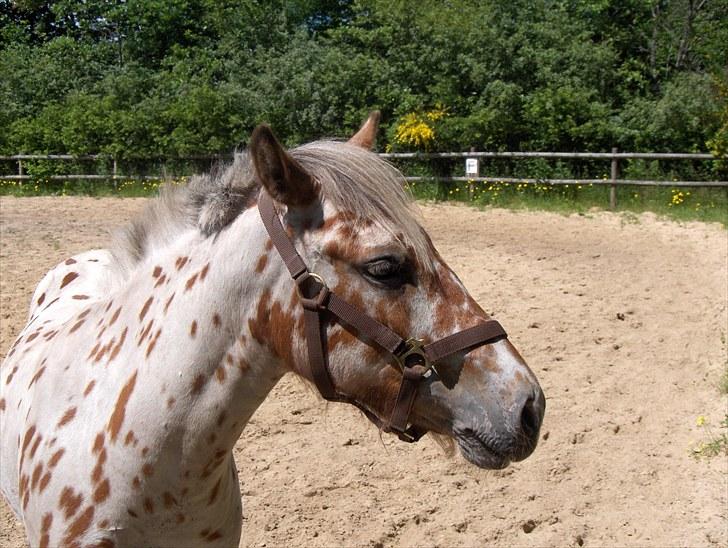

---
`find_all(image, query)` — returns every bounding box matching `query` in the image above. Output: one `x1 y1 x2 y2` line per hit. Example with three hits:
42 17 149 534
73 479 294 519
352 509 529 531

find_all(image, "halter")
258 191 508 442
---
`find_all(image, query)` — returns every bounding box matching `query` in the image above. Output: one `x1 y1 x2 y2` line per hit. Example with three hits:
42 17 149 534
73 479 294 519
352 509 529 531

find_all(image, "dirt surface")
1 196 726 548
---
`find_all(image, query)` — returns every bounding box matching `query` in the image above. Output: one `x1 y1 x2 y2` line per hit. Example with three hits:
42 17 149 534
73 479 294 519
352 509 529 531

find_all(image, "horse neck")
122 204 290 469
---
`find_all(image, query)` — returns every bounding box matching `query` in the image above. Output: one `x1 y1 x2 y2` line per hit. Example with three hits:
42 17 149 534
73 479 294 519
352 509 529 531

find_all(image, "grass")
0 178 183 198
406 179 728 225
0 177 726 226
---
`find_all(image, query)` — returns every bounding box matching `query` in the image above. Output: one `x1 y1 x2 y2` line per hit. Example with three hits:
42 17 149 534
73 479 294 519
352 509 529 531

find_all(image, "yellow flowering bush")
394 105 447 150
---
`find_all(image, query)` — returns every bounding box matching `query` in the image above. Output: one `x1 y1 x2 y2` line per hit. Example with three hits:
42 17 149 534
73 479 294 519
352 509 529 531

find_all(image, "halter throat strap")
258 191 507 442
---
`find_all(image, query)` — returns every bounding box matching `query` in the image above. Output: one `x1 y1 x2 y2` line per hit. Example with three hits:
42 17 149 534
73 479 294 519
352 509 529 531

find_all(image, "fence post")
467 147 476 200
610 147 618 210
112 157 118 191
18 159 23 179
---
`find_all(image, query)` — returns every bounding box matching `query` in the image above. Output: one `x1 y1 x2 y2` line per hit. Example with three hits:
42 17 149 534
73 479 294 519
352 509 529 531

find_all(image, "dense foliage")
1 0 726 157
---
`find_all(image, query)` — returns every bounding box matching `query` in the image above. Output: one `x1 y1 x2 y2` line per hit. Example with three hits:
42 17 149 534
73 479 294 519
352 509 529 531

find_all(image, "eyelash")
362 257 411 288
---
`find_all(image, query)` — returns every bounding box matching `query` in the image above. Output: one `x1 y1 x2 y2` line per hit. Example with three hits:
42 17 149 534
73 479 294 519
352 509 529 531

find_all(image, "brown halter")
258 191 508 442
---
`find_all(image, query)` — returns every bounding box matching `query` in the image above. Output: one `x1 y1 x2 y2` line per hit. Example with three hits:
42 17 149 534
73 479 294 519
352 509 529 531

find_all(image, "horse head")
247 114 545 469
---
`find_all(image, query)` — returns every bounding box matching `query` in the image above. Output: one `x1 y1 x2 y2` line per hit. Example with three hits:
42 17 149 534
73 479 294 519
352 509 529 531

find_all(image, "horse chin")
454 429 511 470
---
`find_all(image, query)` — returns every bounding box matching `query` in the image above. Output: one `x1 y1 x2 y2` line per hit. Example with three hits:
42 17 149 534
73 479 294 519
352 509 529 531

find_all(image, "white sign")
465 158 479 177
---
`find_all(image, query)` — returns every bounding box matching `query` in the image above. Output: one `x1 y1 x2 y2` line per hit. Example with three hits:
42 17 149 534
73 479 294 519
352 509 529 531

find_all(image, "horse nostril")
520 396 540 439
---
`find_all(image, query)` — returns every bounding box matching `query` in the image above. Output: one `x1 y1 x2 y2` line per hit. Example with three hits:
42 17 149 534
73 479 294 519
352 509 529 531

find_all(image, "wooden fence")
1 150 726 210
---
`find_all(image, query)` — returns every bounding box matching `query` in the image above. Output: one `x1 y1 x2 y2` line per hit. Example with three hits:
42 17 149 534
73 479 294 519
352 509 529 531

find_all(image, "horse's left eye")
362 257 410 288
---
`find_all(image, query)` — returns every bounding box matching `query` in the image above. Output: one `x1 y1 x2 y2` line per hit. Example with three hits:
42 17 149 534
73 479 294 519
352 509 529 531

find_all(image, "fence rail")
2 150 726 209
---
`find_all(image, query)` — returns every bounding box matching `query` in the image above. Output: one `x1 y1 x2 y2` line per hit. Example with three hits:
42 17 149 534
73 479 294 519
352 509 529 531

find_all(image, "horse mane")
111 140 432 274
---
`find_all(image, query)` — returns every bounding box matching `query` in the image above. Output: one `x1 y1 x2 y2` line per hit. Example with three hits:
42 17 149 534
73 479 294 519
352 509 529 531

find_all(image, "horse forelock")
110 140 433 275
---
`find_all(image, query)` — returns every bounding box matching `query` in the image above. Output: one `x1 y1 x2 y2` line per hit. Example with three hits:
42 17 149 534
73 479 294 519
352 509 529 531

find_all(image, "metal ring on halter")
296 272 330 310
394 338 438 379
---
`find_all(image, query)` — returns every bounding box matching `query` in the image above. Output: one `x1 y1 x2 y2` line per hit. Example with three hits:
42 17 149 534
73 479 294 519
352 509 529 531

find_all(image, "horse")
0 113 544 547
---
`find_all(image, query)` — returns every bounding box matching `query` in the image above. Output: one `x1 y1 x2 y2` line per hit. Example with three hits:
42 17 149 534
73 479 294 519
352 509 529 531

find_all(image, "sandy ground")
1 196 726 548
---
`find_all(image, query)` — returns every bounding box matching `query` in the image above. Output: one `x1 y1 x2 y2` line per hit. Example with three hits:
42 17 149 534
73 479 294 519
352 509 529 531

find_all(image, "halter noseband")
258 191 507 442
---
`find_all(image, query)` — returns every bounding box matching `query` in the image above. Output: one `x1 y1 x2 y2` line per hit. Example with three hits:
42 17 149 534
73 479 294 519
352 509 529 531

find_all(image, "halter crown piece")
258 191 508 442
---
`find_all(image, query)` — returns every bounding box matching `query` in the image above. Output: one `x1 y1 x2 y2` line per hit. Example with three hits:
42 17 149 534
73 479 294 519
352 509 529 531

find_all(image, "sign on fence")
465 158 479 177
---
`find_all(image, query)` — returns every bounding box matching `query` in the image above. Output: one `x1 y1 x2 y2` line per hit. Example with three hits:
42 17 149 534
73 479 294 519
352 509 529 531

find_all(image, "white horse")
1 114 544 547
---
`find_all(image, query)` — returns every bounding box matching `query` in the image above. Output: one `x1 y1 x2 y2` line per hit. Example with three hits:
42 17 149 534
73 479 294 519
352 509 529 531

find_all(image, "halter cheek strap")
258 191 507 442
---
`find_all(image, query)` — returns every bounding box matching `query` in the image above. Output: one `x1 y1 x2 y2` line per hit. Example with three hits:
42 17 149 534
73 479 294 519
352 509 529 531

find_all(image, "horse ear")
348 111 381 150
250 124 318 206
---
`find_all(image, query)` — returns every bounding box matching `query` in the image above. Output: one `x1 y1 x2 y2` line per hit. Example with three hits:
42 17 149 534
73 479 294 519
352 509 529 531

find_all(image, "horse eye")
366 259 400 278
362 256 410 288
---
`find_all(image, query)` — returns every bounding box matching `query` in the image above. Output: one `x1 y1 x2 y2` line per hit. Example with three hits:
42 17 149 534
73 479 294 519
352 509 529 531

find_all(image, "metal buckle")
394 338 437 378
296 272 330 310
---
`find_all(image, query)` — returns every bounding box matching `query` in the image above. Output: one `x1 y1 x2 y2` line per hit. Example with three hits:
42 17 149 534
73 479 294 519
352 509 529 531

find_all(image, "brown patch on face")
37 292 46 306
255 254 268 273
238 358 250 373
374 298 411 339
215 366 226 383
247 289 300 369
107 370 138 442
39 512 53 548
93 478 110 503
60 272 79 289
154 274 167 288
212 313 221 328
143 497 154 514
167 397 175 408
96 538 115 548
139 297 153 321
185 273 198 292
175 256 189 270
65 258 77 265
83 380 96 397
152 266 163 278
58 487 82 520
200 263 210 281
190 321 197 338
28 366 46 388
142 463 154 477
191 374 206 395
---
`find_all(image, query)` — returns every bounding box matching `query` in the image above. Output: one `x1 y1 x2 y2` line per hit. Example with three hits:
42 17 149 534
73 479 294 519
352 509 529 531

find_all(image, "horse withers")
0 113 544 547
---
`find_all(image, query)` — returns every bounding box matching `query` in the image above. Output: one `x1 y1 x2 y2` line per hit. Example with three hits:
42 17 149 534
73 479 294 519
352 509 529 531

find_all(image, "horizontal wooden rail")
404 176 728 187
383 151 718 160
2 150 725 210
0 151 720 161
